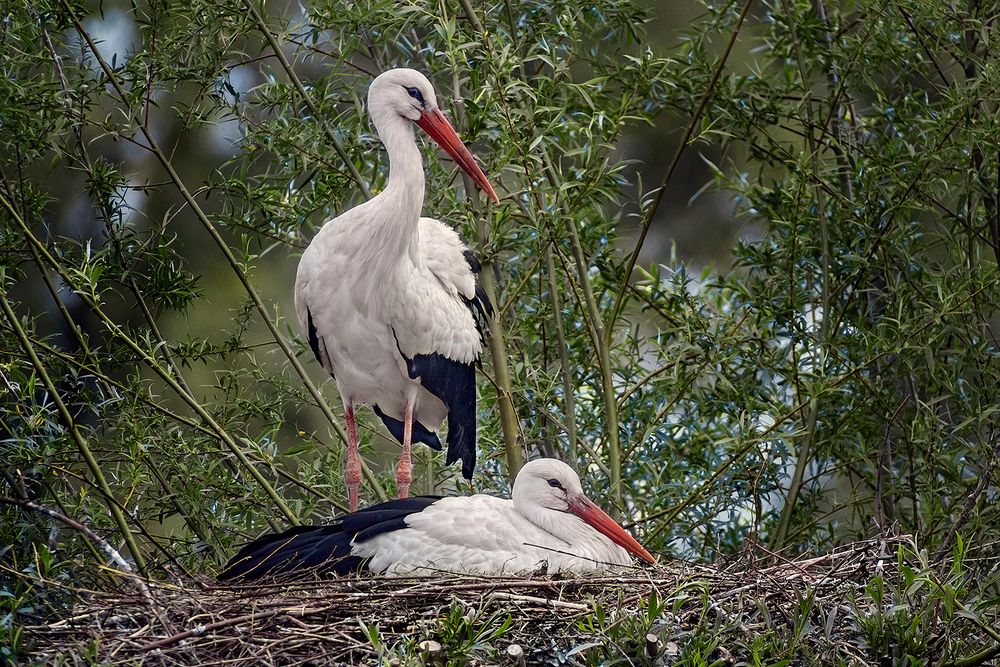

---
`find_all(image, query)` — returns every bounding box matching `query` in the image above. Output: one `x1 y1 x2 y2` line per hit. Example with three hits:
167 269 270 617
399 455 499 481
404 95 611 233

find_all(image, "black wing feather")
306 307 329 374
404 353 477 480
462 249 494 336
373 404 442 451
218 496 442 582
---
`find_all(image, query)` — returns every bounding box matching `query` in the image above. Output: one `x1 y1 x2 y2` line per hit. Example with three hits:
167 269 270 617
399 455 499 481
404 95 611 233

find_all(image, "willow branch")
60 0 386 504
1 192 300 524
606 0 755 333
0 287 147 572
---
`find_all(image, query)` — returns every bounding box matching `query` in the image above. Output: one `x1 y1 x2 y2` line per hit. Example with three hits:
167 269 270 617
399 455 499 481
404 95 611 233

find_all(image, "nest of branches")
25 538 905 665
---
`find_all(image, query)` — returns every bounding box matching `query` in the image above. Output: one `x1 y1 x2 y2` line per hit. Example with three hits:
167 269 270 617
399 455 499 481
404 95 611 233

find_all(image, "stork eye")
547 478 564 489
404 86 425 105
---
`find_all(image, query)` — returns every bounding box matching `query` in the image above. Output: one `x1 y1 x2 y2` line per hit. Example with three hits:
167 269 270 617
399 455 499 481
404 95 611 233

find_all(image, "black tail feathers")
218 496 441 582
218 524 362 582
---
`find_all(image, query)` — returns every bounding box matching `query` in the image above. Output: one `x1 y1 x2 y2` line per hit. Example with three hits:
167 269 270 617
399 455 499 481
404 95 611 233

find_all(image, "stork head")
368 68 499 202
512 458 657 565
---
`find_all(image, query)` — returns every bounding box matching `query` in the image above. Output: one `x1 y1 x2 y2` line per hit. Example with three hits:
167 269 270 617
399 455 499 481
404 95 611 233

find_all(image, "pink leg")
344 402 362 512
395 401 413 499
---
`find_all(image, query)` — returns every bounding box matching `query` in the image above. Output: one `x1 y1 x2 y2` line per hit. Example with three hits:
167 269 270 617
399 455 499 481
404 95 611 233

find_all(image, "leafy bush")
2 0 999 660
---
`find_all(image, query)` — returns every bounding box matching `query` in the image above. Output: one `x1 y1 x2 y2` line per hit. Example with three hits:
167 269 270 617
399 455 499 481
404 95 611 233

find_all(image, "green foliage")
2 0 1000 661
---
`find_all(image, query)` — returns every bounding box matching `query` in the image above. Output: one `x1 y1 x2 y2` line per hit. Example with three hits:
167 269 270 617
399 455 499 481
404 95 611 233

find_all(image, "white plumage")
294 69 498 510
220 459 657 579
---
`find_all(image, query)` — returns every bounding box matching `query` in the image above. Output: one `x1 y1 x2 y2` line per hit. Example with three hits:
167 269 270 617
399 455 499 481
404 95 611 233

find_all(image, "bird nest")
25 538 906 665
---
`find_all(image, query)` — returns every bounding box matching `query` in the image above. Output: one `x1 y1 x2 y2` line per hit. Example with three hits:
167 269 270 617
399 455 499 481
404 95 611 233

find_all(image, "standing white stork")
295 69 498 511
219 458 657 579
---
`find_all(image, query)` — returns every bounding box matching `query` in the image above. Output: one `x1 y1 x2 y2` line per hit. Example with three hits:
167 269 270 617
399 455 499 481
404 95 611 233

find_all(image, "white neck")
380 115 425 205
368 109 424 250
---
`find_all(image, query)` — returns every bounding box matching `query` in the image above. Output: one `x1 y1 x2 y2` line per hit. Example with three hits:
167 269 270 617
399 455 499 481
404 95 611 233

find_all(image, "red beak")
569 494 658 565
415 108 499 203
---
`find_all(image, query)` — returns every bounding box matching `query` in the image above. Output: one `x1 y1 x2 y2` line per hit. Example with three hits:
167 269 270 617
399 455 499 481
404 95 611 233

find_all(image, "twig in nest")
489 591 590 612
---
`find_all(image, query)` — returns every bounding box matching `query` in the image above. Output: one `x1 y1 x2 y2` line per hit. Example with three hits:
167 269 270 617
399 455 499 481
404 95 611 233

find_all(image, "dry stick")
0 289 147 572
2 196 299 524
138 604 334 652
606 0 755 334
0 505 177 644
60 1 386 504
489 591 590 612
0 497 152 600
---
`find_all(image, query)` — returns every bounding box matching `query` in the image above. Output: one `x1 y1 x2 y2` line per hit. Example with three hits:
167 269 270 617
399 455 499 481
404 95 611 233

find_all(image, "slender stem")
480 267 526 478
606 0 755 333
457 0 485 33
147 463 210 545
449 67 525 479
60 1 386 504
545 245 578 465
0 287 147 572
2 192 300 524
243 0 371 198
25 335 347 512
539 150 622 515
0 497 152 601
631 273 997 537
771 396 820 548
770 0 832 551
946 642 1000 667
23 236 92 357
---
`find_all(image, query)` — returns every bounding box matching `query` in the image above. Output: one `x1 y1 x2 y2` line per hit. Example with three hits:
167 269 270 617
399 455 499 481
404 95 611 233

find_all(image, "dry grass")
25 538 908 665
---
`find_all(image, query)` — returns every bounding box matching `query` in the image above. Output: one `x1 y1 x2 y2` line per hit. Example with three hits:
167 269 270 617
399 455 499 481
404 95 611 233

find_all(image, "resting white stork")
294 68 498 511
219 459 657 579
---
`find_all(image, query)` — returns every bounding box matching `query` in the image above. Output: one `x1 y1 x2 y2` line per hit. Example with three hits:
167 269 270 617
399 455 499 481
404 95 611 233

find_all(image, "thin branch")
606 0 755 333
0 286 147 572
60 0 387 504
1 192 301 524
448 66 525 478
0 496 148 596
243 0 371 199
545 245 578 464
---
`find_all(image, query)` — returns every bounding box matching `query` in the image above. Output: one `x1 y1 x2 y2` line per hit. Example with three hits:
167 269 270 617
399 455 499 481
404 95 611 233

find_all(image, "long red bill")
415 108 499 203
569 495 657 565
